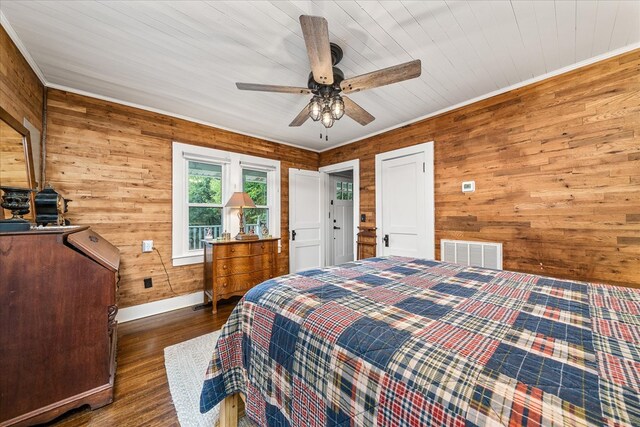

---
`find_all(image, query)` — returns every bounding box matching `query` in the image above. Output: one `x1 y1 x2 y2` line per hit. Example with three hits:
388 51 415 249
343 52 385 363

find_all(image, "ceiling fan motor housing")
307 68 344 94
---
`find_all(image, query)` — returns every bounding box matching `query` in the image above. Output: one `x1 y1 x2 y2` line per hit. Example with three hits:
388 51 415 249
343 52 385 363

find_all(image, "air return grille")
440 239 502 270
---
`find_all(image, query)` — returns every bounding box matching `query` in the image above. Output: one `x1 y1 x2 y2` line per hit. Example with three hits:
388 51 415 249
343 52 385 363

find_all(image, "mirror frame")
0 105 37 219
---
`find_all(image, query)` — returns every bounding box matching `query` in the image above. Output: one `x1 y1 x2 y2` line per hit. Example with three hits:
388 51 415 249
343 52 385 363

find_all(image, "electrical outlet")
462 181 475 193
142 240 153 253
144 278 153 289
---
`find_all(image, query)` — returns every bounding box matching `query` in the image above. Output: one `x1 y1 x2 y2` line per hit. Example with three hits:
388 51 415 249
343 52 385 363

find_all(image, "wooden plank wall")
45 89 319 307
0 26 44 136
320 49 640 289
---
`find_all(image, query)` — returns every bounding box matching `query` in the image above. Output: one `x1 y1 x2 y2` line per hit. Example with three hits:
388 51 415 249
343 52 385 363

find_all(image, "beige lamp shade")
225 192 256 208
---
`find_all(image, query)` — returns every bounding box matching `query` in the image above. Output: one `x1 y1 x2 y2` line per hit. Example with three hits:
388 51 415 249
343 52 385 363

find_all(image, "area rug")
164 331 254 427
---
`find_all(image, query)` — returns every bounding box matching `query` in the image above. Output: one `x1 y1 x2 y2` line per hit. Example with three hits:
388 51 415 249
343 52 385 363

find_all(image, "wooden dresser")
204 238 279 313
0 226 120 426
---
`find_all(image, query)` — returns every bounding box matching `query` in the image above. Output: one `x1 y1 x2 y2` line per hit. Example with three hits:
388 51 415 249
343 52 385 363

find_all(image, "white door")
289 169 322 272
331 176 354 265
377 143 434 259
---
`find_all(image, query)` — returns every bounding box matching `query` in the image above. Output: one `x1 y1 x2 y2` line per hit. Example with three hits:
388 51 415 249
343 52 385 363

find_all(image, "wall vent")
440 239 502 270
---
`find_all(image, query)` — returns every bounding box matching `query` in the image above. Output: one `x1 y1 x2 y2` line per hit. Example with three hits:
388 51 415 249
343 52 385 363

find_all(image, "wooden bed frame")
216 393 243 427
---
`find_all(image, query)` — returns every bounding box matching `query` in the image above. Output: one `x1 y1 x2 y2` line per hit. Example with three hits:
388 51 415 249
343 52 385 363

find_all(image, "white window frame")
172 142 281 266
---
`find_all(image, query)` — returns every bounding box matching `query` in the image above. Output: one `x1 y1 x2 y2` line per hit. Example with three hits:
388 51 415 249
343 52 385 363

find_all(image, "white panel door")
380 152 428 257
331 176 354 265
289 169 322 273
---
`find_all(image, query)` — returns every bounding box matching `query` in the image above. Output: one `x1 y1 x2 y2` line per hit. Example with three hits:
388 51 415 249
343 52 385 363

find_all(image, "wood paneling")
0 25 43 135
45 89 318 308
320 49 640 289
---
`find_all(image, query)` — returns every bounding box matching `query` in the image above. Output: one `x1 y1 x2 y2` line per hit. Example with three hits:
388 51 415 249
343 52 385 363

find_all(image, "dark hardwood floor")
43 301 236 426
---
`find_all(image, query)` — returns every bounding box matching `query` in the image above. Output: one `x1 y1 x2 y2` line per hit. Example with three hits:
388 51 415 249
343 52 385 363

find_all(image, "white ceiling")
1 1 638 152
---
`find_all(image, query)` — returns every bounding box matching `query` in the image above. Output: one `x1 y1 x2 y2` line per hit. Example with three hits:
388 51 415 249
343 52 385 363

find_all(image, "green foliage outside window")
189 162 222 204
243 169 268 233
188 162 223 245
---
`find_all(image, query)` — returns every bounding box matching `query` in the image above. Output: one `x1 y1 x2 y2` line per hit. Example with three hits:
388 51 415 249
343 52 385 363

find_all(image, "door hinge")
423 162 425 173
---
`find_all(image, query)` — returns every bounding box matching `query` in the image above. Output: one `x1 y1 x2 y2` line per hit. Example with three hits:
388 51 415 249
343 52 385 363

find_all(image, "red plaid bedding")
200 257 640 426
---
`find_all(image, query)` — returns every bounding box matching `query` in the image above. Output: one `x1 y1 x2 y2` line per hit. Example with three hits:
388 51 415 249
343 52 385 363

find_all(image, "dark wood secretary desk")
203 238 280 313
0 226 120 426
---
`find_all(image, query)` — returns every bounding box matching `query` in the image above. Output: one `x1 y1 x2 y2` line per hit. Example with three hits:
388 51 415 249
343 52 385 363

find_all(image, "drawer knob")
222 283 227 287
223 264 228 269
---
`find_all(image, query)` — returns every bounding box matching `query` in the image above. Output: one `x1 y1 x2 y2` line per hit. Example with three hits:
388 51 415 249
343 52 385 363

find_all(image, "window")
188 162 223 250
172 142 280 266
242 169 269 235
336 181 353 200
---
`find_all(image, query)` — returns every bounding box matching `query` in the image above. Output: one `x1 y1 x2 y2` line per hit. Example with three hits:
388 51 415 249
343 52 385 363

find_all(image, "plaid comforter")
200 257 640 426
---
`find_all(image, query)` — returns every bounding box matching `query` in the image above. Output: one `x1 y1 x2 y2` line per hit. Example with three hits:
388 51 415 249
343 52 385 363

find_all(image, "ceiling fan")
236 15 422 129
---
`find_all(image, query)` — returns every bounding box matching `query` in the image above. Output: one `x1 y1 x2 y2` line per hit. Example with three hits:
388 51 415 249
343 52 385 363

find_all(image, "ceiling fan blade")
289 103 311 127
299 15 334 85
340 59 422 94
343 96 375 126
236 83 311 95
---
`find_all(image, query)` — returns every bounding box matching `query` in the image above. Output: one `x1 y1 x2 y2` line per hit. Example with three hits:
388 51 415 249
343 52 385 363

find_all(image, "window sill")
172 253 203 267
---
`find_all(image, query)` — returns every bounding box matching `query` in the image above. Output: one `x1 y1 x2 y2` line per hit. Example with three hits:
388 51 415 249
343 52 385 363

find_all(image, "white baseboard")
117 291 204 323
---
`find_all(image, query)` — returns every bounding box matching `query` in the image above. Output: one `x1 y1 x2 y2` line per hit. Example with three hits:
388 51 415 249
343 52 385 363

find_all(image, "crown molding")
0 10 47 85
318 42 640 153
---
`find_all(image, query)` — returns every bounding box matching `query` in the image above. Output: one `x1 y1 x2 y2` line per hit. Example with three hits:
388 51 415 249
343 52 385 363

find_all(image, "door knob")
383 234 389 247
333 226 341 230
291 230 296 241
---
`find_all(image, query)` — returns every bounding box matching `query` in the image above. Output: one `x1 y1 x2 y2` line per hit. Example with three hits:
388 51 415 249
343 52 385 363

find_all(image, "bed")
200 256 640 426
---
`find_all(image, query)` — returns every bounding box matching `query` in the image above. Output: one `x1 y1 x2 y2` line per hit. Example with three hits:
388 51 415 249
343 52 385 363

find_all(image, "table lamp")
225 192 259 240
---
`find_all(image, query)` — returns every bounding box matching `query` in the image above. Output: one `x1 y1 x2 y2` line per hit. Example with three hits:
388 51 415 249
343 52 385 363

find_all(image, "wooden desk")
203 238 279 313
0 227 120 426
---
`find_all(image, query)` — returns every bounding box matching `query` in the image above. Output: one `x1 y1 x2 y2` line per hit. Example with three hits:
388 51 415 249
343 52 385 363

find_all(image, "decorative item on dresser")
224 192 259 241
0 226 120 426
0 186 34 231
34 183 71 226
203 238 279 313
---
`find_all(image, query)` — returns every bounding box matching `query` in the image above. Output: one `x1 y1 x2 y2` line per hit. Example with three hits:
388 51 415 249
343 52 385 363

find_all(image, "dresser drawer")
215 254 273 277
217 270 271 295
215 243 252 258
251 241 275 255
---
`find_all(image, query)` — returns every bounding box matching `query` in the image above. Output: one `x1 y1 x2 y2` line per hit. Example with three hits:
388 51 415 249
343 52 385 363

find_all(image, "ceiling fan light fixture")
308 96 322 121
236 16 422 132
330 96 345 120
321 107 334 128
